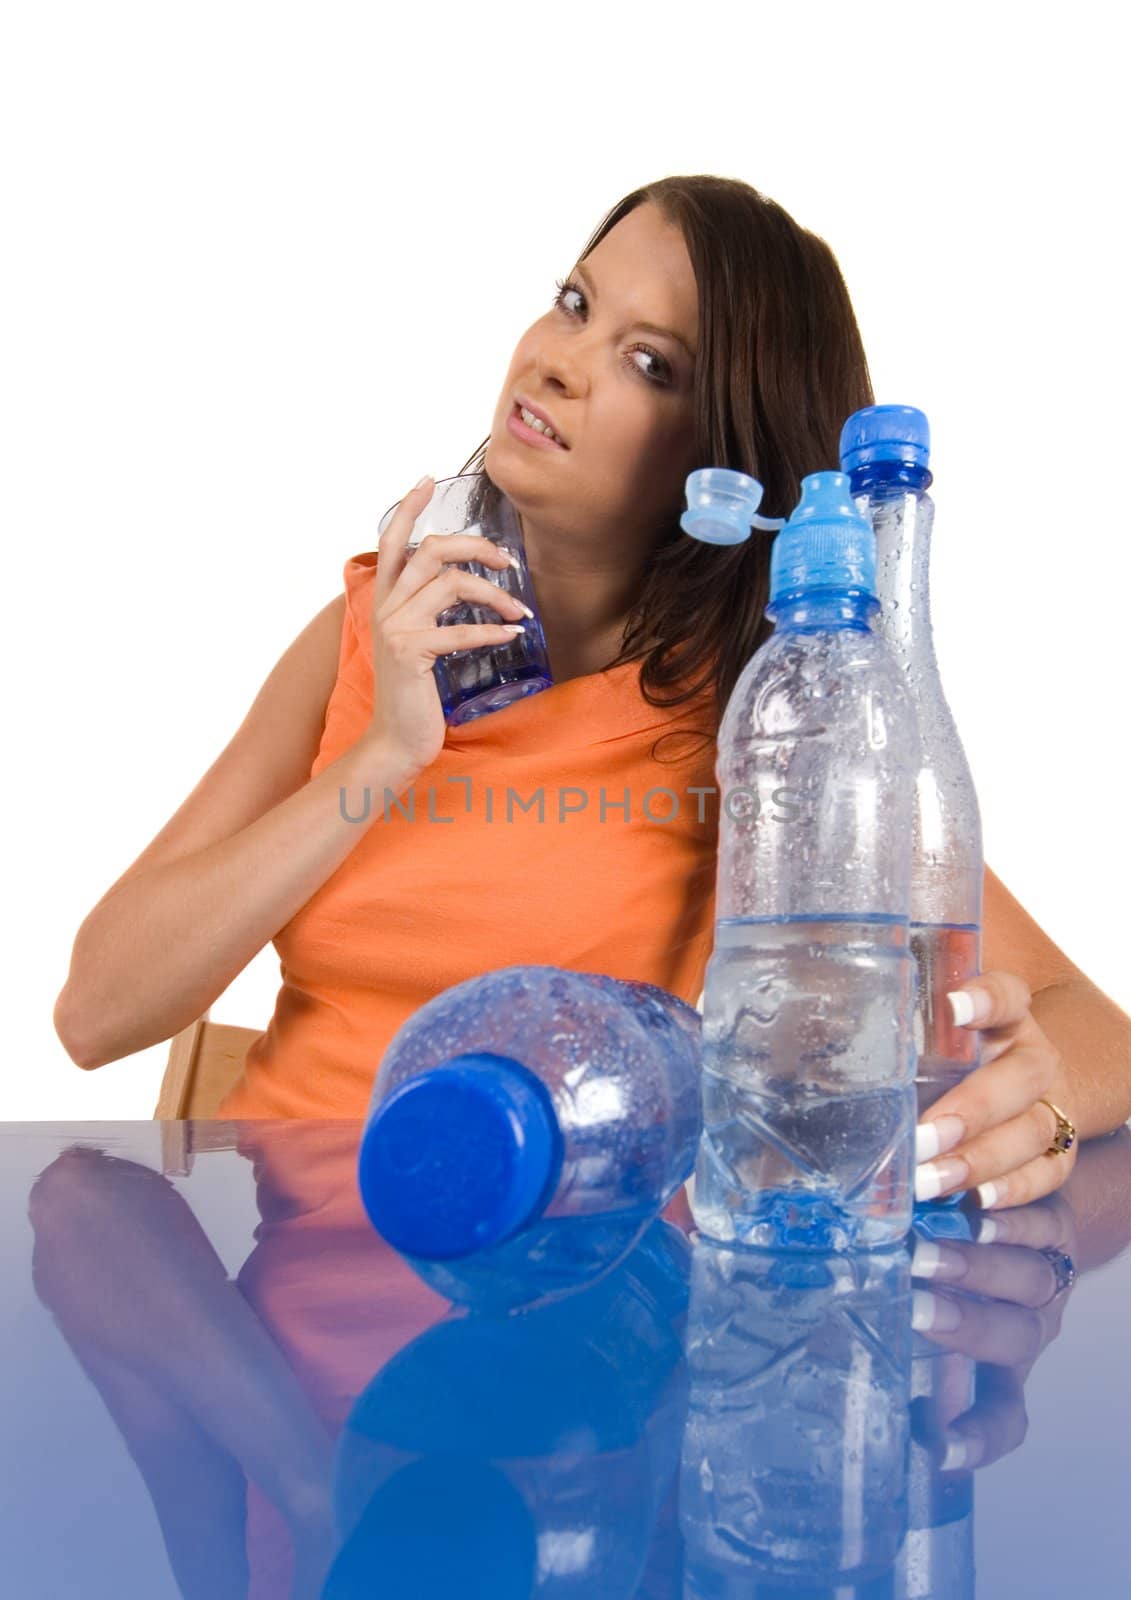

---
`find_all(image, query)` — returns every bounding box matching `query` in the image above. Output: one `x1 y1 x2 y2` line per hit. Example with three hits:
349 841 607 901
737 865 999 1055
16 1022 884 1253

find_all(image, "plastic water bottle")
840 407 983 1118
680 1238 912 1595
329 1219 691 1599
688 472 922 1251
357 966 702 1306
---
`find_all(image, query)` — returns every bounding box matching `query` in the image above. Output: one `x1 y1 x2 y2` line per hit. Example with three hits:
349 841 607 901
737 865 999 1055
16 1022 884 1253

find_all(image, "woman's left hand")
914 970 1078 1209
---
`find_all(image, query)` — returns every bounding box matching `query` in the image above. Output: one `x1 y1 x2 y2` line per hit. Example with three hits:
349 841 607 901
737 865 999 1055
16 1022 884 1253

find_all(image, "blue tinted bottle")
357 966 702 1307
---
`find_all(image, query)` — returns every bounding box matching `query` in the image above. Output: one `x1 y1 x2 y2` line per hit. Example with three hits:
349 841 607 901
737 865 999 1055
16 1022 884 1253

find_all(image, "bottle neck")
848 459 932 498
849 465 936 658
766 588 880 632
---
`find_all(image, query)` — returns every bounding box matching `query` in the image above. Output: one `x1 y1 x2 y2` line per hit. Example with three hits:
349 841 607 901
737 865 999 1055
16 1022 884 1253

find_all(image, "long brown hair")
459 175 874 756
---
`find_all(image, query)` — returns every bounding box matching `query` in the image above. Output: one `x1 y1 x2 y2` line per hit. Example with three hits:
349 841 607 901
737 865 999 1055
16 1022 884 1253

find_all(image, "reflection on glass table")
5 1118 1129 1598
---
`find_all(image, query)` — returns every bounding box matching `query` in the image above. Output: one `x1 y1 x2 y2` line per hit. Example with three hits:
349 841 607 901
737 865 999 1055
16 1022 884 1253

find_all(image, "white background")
4 3 1128 1120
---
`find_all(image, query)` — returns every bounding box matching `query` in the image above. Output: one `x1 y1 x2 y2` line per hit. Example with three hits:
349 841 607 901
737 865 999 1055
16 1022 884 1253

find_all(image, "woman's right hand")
367 475 529 774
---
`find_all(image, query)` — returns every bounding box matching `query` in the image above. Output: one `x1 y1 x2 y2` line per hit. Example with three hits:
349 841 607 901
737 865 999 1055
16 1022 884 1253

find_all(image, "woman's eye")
552 277 583 316
551 277 672 387
631 347 670 384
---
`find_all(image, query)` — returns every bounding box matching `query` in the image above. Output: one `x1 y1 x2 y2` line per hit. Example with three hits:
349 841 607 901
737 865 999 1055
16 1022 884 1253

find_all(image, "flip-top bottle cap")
839 404 931 474
358 1053 562 1260
680 467 784 545
769 471 876 602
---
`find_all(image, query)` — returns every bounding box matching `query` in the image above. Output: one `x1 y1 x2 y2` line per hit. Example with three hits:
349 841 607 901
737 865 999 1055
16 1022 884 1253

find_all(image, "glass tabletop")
3 1118 1128 1598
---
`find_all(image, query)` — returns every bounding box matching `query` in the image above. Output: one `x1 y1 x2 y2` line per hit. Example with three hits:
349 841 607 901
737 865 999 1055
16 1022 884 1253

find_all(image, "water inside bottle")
693 914 917 1251
909 920 981 1114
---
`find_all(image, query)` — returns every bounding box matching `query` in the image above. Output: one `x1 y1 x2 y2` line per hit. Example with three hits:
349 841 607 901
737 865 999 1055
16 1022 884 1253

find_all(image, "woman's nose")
534 335 588 397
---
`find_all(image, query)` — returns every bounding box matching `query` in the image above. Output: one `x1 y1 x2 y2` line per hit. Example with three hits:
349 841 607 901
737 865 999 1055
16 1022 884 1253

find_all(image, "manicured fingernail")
941 1435 984 1471
912 1240 942 1277
912 1240 968 1281
916 1115 966 1163
414 474 433 489
912 1289 963 1333
976 1180 1009 1209
948 986 992 1026
915 1156 969 1202
507 552 522 571
501 624 525 633
976 1216 1000 1242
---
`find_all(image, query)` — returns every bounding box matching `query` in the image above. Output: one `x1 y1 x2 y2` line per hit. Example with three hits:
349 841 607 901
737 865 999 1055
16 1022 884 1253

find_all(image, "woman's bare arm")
54 596 421 1070
983 863 1131 1137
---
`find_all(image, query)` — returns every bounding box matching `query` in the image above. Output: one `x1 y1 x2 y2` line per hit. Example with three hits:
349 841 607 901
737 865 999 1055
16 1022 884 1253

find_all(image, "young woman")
54 175 1131 1209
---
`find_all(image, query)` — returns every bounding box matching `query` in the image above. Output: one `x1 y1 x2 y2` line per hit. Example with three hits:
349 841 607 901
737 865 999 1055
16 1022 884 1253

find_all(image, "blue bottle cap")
839 404 931 474
358 1053 562 1260
769 471 876 603
680 467 783 545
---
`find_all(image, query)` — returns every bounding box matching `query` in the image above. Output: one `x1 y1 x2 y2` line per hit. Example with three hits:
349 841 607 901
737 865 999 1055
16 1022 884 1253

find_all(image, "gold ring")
1037 1097 1077 1156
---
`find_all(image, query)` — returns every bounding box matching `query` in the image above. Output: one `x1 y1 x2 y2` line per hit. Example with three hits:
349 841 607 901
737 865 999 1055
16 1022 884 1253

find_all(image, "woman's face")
485 201 700 548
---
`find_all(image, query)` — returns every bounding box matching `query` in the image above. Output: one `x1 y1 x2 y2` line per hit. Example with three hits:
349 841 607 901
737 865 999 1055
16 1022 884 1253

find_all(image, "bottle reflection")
680 1242 913 1598
23 1121 1128 1598
901 1206 977 1600
399 1203 658 1314
326 1218 692 1597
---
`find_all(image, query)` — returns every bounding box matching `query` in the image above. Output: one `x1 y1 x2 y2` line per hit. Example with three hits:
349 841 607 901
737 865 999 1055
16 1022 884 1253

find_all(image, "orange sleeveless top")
215 549 721 1120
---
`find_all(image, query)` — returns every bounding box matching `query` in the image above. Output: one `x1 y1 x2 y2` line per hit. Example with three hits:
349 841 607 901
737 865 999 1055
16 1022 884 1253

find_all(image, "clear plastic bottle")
840 406 983 1118
680 1239 912 1596
357 966 701 1304
689 472 922 1251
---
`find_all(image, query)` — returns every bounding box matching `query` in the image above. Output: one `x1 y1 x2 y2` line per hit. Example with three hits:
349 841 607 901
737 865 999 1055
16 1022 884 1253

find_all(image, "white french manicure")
916 1164 944 1201
916 1115 965 1163
947 989 976 1025
911 1289 963 1333
911 1240 943 1278
917 1122 940 1162
948 986 992 1025
915 1157 968 1202
941 1436 983 1471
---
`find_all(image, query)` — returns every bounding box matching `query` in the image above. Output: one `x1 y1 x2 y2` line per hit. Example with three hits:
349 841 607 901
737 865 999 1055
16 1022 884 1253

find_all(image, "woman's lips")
507 403 568 451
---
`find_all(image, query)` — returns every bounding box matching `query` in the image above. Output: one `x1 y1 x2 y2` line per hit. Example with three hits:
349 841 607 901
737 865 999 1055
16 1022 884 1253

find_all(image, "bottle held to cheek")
377 472 554 726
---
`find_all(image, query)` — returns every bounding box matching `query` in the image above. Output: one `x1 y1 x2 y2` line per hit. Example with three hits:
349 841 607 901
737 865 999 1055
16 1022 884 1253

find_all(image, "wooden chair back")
154 1009 262 1121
